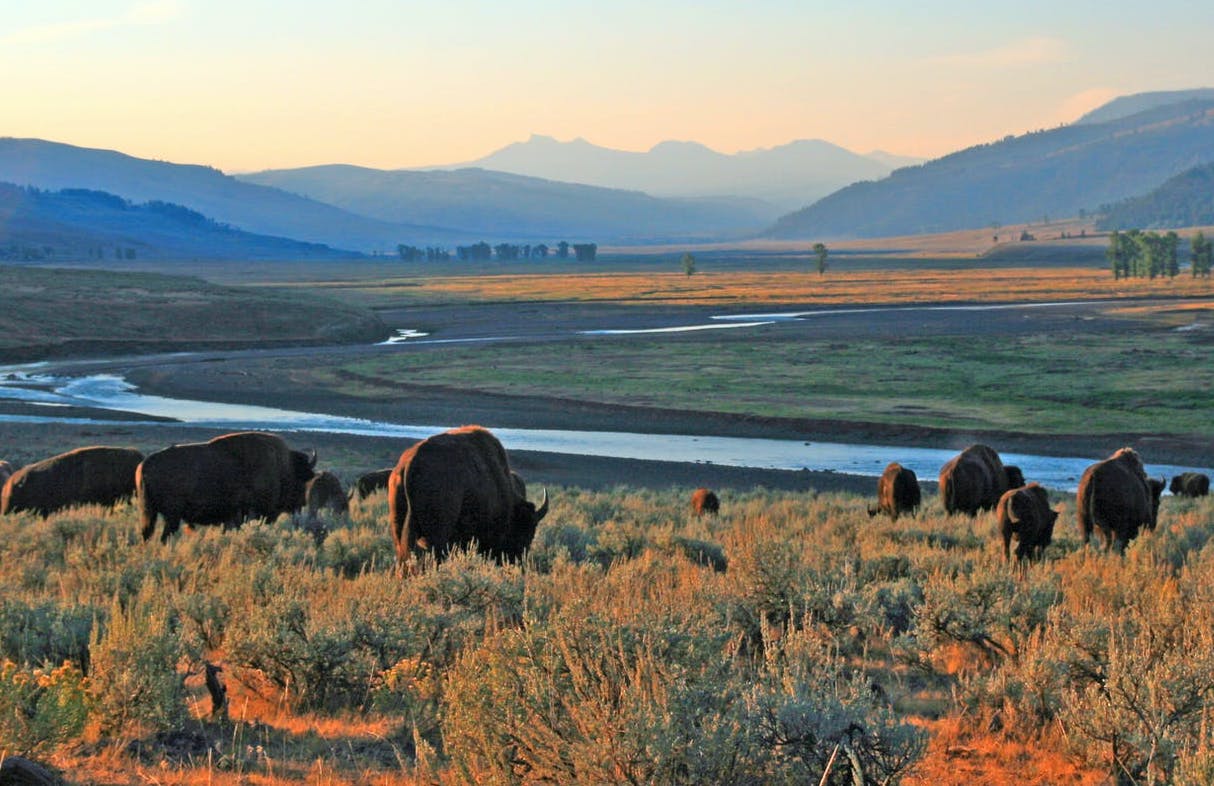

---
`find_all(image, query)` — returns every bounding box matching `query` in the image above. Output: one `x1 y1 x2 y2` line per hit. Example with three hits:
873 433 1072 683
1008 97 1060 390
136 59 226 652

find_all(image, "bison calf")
996 483 1058 562
1170 472 1210 498
305 470 348 519
690 487 720 516
867 462 921 521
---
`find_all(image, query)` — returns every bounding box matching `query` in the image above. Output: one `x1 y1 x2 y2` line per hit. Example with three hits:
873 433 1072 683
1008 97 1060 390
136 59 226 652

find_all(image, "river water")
0 371 1206 492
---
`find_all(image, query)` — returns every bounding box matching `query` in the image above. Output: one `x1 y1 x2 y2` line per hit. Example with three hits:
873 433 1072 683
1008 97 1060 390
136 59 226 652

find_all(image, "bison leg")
140 507 159 542
160 515 182 543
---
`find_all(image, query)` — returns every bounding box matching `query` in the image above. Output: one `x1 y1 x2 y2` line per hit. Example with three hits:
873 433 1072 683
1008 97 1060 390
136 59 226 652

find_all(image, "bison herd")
0 431 1207 568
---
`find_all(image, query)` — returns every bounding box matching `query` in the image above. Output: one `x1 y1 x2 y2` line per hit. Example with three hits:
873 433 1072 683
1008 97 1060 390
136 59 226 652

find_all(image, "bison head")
1170 475 1185 495
505 488 549 560
1147 477 1166 530
1004 465 1025 490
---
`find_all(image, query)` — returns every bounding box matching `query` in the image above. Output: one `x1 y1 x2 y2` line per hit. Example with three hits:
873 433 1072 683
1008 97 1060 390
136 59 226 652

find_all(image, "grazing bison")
938 444 1017 516
389 425 548 566
1170 472 1210 498
996 483 1058 562
1 446 143 517
137 431 316 543
305 470 348 519
1078 448 1166 553
867 462 921 521
1004 465 1025 491
353 468 393 500
690 487 720 516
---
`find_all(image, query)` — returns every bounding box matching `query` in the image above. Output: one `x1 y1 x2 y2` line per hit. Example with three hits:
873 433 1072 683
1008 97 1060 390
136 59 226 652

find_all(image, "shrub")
0 660 91 754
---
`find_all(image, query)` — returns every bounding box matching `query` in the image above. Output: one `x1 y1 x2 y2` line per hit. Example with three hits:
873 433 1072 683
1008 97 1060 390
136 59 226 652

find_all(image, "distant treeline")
1107 229 1212 279
397 241 597 263
1098 162 1214 231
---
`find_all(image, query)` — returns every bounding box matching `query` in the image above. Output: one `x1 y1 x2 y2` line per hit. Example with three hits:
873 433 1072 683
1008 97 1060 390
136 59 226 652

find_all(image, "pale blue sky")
3 1 1211 171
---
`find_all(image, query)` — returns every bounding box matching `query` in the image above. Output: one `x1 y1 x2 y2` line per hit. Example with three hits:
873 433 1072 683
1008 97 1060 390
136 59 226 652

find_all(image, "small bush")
0 660 91 754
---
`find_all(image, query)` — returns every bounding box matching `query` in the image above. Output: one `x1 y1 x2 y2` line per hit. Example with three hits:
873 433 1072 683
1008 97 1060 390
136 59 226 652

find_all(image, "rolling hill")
436 135 906 211
237 165 775 243
1097 161 1214 230
1075 88 1214 125
0 183 355 260
768 96 1214 239
0 138 462 252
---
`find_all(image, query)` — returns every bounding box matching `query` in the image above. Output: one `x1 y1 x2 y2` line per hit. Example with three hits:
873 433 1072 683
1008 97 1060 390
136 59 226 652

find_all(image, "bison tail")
135 466 157 542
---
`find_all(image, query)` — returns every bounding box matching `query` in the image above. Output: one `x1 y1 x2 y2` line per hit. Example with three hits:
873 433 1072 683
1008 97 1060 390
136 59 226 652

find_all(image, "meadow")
2 481 1212 785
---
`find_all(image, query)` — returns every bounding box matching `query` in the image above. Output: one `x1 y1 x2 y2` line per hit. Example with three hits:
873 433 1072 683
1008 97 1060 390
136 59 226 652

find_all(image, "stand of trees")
1107 230 1180 280
1191 231 1213 278
396 241 591 263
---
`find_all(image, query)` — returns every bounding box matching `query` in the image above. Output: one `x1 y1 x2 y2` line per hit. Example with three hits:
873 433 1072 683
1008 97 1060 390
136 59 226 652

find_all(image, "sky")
3 1 1214 173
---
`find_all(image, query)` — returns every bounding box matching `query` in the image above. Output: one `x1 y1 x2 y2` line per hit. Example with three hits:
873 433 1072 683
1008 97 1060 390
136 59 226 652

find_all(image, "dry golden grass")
353 265 1214 307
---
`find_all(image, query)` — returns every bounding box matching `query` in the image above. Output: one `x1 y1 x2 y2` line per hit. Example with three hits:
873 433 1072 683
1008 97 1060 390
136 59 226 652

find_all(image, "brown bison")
867 462 921 521
305 470 348 519
1 446 143 517
996 483 1058 562
137 431 316 542
1170 472 1210 498
389 425 548 566
1078 448 1166 553
352 468 393 500
690 487 720 516
938 444 1018 516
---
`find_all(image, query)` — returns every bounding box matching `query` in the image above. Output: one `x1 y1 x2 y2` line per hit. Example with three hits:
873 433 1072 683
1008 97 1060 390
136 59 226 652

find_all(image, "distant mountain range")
438 135 909 211
0 138 458 251
0 183 353 260
1075 88 1214 125
1097 161 1214 230
238 165 776 243
768 93 1214 239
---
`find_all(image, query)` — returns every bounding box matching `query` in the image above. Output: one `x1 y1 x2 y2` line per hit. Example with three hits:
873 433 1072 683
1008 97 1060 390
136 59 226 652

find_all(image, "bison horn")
308 449 318 470
534 488 549 522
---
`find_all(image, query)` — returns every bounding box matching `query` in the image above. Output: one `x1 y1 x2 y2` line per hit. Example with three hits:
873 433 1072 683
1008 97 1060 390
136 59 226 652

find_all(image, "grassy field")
0 265 386 360
2 483 1211 785
309 316 1214 440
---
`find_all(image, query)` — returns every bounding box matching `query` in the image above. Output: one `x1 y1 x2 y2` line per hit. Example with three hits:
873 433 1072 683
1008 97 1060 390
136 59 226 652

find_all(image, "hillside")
767 98 1214 239
0 183 356 261
438 135 902 210
1075 87 1214 125
1097 161 1214 229
238 165 774 243
0 264 387 361
0 138 463 252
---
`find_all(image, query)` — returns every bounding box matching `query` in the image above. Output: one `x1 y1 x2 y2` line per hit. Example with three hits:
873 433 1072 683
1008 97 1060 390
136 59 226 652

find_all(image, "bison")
1170 472 1210 498
137 431 316 543
690 487 720 516
352 468 393 500
305 470 349 519
996 483 1058 562
938 444 1017 516
867 462 921 521
1 446 143 517
389 425 548 566
1077 448 1166 553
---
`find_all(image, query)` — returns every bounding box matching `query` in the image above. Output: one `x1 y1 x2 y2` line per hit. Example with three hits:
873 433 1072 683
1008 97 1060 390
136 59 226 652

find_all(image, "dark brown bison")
690 487 720 516
353 468 393 500
305 470 348 519
1078 448 1166 553
867 462 921 520
1004 465 1025 491
0 459 13 487
389 425 548 566
996 482 1058 562
938 444 1017 516
1 446 143 517
137 431 316 542
1170 472 1210 498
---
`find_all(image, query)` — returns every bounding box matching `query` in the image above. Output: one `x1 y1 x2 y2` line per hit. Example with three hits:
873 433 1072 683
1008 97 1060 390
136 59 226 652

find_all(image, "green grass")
318 328 1214 438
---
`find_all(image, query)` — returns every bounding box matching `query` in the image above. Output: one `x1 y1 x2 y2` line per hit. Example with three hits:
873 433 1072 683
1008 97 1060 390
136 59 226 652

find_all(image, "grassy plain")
4 483 1213 785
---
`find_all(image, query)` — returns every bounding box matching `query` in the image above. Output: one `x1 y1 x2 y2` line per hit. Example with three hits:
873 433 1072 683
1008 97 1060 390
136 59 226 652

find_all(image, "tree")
812 242 828 275
681 252 696 276
1192 232 1213 278
573 243 597 262
557 241 570 259
1164 231 1180 278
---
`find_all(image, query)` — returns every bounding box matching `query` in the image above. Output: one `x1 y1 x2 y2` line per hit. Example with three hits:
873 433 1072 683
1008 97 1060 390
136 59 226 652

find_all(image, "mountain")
1075 88 1214 125
0 138 462 251
0 183 355 260
238 164 775 243
864 150 925 170
1097 162 1214 230
438 135 898 211
768 97 1214 240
